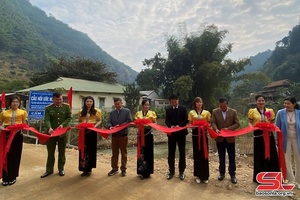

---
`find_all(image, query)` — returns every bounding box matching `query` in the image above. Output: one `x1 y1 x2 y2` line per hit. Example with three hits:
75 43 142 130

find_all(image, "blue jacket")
275 108 300 153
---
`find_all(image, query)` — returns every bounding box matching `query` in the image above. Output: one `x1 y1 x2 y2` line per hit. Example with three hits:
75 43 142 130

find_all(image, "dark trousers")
46 135 67 173
79 130 97 172
216 140 236 176
2 131 23 182
192 128 209 180
167 132 186 174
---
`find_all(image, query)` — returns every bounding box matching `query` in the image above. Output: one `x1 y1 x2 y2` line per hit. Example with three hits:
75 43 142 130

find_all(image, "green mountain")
262 24 300 82
238 50 273 75
230 50 272 92
0 0 137 86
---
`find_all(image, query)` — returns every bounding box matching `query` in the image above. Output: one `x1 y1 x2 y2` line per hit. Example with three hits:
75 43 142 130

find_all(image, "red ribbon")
254 122 286 179
219 122 286 179
3 129 19 171
0 121 286 179
50 127 71 137
190 120 217 159
0 130 6 179
133 119 151 158
146 123 187 135
88 123 132 138
0 124 50 179
0 124 71 179
75 123 95 160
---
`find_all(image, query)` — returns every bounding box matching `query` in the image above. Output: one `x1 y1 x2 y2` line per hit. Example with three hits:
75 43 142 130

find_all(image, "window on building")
63 96 68 103
99 97 105 108
81 97 85 108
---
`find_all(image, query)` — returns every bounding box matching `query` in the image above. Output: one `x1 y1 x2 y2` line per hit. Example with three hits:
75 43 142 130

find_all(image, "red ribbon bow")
133 119 151 159
75 123 95 160
190 120 219 159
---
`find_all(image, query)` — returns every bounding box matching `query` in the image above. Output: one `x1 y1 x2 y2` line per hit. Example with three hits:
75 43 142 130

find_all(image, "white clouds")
29 0 299 71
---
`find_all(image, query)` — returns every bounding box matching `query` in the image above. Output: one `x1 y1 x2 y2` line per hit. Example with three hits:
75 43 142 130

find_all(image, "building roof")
140 90 160 99
140 90 154 96
263 79 291 89
17 77 125 93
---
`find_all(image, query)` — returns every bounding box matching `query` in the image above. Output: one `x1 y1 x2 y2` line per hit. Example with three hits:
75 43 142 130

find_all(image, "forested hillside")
231 23 300 112
0 0 137 91
263 24 300 82
239 50 272 75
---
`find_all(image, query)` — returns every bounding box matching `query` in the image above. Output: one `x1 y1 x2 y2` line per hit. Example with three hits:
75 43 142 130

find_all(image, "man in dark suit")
211 97 240 184
165 94 188 180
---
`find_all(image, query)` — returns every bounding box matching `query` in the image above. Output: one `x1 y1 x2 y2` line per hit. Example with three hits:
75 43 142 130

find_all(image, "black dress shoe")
231 176 237 184
179 172 185 180
2 181 9 186
140 174 150 180
218 174 225 181
81 172 91 177
59 170 65 176
8 180 16 185
167 173 174 180
121 170 126 177
40 171 53 178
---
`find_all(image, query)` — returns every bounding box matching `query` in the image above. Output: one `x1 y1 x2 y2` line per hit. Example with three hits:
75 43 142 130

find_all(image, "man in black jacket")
107 98 132 177
165 94 189 180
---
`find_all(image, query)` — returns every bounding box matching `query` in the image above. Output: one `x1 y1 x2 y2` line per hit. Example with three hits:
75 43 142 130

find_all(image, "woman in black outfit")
135 99 157 179
78 96 102 176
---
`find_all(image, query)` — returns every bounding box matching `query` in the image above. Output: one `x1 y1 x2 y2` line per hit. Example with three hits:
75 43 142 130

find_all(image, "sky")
29 0 300 72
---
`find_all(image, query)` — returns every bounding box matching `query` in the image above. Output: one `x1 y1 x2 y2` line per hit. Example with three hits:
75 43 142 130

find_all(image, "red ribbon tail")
0 131 6 179
202 126 208 159
78 129 85 160
137 130 141 159
263 129 270 159
3 130 18 172
138 124 145 159
141 125 145 147
197 127 201 151
276 130 286 179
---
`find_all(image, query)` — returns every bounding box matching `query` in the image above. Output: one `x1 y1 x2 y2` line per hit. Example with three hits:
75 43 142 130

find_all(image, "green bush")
152 107 166 119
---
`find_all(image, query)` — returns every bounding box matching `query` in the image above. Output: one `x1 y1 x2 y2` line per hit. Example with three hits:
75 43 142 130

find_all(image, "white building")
139 90 169 108
17 77 125 113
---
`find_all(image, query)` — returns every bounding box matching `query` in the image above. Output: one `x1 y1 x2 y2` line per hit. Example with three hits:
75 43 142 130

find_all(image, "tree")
123 83 140 114
230 72 271 114
137 24 250 109
269 82 300 111
174 75 193 103
263 24 300 82
0 80 25 92
136 53 166 94
232 72 271 97
29 56 117 86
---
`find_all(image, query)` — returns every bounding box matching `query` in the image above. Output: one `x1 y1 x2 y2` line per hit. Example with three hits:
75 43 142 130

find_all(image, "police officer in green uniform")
41 92 72 178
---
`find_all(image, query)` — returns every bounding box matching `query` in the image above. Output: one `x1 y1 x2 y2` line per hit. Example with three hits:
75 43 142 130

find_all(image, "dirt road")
0 143 298 200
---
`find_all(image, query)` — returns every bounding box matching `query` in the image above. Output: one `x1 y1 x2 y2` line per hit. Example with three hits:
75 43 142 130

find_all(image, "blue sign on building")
28 111 45 119
28 91 53 119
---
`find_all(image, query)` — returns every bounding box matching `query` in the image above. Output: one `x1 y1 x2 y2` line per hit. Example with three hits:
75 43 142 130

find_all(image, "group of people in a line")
1 93 300 190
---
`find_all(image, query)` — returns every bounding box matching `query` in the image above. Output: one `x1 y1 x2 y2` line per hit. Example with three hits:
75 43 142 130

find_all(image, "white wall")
63 92 125 114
